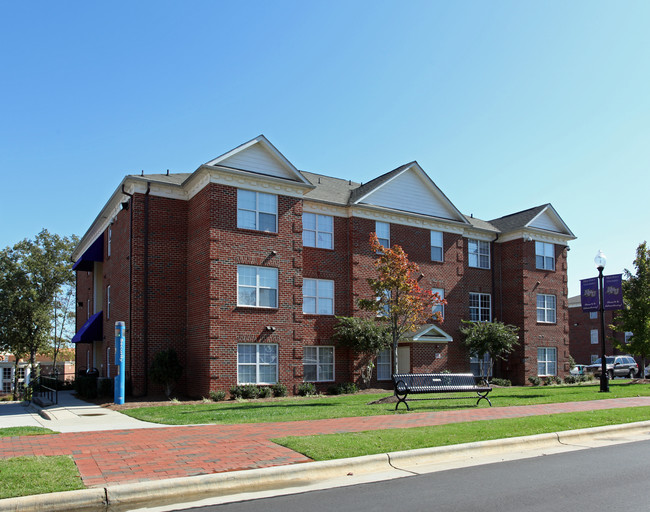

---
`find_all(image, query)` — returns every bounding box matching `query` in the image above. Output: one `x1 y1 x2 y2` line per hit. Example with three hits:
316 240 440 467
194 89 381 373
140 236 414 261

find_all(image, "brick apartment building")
71 135 576 396
568 295 634 366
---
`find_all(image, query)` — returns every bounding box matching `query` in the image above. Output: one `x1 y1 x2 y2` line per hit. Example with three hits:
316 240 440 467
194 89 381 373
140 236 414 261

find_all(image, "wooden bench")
392 373 492 411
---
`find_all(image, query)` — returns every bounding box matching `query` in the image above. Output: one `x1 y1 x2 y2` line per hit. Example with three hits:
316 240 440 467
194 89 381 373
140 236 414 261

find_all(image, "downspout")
491 232 500 379
121 184 134 390
143 182 151 396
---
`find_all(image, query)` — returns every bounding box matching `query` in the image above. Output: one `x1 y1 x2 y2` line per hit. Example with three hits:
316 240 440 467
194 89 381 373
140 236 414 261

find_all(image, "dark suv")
587 355 638 379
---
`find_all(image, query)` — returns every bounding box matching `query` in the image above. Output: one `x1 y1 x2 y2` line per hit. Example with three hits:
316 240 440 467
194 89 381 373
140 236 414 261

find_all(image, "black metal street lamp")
595 250 609 393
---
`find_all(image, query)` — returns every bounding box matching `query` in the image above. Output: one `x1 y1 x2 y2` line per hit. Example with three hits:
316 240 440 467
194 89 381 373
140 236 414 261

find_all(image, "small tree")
332 316 391 387
459 319 519 382
611 242 650 373
358 233 445 375
149 348 183 398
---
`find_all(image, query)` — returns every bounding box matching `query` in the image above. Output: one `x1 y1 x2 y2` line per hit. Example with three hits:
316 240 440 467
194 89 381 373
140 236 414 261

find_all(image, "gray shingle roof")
489 204 549 232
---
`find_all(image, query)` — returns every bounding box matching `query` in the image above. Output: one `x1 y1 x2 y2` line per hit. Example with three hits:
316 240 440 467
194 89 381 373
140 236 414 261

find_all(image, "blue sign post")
114 321 125 405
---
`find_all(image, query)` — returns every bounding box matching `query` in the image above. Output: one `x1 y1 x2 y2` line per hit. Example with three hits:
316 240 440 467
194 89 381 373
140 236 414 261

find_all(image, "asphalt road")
178 439 650 512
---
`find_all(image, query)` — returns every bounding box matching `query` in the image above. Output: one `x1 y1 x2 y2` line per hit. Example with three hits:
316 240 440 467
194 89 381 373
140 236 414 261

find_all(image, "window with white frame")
432 288 445 319
303 213 333 249
237 344 278 384
237 266 278 308
469 292 491 322
106 285 111 320
470 353 492 378
303 279 334 315
589 311 598 319
535 241 555 271
468 239 490 269
2 368 10 381
591 354 599 363
537 347 557 376
375 221 390 248
303 346 334 382
625 332 634 343
108 226 112 257
237 189 277 232
377 348 391 381
16 367 25 380
590 329 598 344
431 230 443 262
536 294 556 323
377 289 391 318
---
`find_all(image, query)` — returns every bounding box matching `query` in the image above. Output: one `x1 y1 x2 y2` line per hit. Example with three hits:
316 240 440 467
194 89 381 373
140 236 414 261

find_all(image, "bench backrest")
393 373 488 392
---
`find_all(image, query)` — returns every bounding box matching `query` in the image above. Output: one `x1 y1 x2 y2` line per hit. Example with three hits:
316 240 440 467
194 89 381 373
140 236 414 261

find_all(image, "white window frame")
375 221 390 248
106 285 111 320
469 292 491 322
432 288 444 319
536 294 556 323
377 348 392 381
237 343 278 385
535 241 555 271
470 353 492 378
303 278 334 315
537 347 557 376
590 329 598 345
303 346 335 382
468 239 490 269
237 265 278 308
589 311 598 319
237 189 278 233
431 230 443 262
107 226 112 258
590 354 599 363
625 332 634 344
303 213 333 250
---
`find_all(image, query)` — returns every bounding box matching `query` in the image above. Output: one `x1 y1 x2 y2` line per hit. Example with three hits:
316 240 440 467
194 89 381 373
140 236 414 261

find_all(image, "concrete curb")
4 420 650 512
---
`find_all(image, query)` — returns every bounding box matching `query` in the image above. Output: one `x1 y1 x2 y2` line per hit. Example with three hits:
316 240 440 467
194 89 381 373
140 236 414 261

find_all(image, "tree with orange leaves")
358 233 446 375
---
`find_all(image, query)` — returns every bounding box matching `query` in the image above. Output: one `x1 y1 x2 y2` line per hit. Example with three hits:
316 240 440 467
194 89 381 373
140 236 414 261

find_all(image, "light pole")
595 250 609 393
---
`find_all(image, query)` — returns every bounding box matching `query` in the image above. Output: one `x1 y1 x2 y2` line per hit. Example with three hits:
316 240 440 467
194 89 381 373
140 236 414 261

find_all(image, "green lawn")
273 406 650 460
0 426 57 437
122 381 650 425
0 456 85 499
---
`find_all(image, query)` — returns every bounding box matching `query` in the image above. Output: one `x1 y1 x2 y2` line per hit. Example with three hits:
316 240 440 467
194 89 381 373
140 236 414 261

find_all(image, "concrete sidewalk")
2 394 650 511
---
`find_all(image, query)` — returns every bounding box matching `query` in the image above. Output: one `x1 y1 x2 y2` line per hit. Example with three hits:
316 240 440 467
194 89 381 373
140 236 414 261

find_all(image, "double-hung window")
432 288 445 319
106 285 111 320
303 279 334 315
468 239 490 269
237 344 278 384
237 189 277 232
375 221 390 248
431 230 443 262
535 242 555 270
303 213 333 249
590 329 598 344
377 348 391 381
303 346 334 382
237 266 278 308
469 292 491 322
537 347 557 376
536 294 556 323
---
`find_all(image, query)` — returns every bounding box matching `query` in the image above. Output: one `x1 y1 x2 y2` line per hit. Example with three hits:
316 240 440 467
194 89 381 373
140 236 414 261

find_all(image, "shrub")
543 376 562 386
528 376 541 386
338 382 359 394
271 383 287 397
490 378 511 387
258 387 272 398
209 390 226 402
149 348 183 398
297 382 317 396
564 375 578 384
229 385 244 399
241 385 260 399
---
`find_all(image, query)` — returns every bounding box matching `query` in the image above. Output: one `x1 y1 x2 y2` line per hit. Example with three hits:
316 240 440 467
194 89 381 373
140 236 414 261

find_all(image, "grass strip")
0 426 57 437
272 406 650 460
122 381 650 425
0 455 85 499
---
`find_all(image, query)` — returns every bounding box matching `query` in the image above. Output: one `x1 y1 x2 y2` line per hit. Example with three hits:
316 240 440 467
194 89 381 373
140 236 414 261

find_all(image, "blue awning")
71 311 103 343
72 234 104 271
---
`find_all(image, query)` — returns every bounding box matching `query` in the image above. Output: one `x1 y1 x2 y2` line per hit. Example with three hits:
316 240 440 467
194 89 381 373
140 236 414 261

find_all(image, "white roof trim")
401 324 453 343
526 205 575 238
204 135 311 185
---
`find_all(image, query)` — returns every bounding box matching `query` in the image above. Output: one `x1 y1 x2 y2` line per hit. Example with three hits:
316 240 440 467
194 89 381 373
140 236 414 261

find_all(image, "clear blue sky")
1 1 648 297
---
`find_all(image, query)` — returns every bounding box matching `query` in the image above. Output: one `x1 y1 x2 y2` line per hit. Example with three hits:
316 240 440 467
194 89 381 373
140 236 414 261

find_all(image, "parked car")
586 356 638 379
569 364 587 376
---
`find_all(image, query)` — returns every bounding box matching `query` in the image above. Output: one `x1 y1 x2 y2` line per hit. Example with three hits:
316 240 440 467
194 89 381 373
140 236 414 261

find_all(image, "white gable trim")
352 204 469 234
401 324 453 343
204 135 311 185
497 228 575 245
527 205 575 237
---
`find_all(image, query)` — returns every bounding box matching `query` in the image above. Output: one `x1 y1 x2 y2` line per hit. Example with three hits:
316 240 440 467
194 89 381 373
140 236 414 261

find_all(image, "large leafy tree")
332 316 391 387
611 242 650 373
459 319 519 382
358 233 445 374
0 230 77 397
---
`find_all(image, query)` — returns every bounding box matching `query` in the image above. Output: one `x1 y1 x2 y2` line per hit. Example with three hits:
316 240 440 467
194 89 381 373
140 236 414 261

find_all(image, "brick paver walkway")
2 397 649 487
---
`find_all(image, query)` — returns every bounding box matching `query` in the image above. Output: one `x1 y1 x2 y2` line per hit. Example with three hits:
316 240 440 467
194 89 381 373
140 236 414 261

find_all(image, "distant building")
71 136 576 396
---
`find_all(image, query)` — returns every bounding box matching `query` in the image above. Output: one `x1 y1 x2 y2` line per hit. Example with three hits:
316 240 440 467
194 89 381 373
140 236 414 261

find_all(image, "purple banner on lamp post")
581 277 599 312
603 274 623 310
